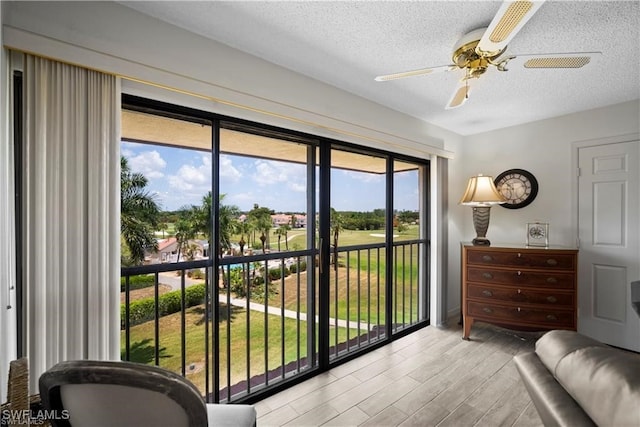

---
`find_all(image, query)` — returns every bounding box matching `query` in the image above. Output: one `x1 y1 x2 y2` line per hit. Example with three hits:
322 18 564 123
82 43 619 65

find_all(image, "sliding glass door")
119 94 430 403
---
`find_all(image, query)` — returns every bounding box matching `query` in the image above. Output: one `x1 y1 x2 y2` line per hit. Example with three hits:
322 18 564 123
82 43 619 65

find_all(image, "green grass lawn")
122 303 355 395
130 225 423 395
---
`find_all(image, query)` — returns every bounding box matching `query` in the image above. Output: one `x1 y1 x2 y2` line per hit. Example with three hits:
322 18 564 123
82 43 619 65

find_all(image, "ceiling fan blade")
476 0 546 57
375 65 456 81
497 51 602 70
445 79 472 110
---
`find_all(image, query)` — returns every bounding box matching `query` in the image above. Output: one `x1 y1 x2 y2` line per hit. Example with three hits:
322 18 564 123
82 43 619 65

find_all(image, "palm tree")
280 224 292 251
247 204 273 252
174 215 195 263
189 192 239 257
274 227 286 252
218 194 240 256
158 221 168 239
235 220 252 255
120 156 160 265
256 215 273 253
330 208 344 269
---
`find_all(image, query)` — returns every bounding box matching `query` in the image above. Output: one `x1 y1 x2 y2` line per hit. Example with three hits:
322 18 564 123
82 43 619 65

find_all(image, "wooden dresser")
462 243 578 339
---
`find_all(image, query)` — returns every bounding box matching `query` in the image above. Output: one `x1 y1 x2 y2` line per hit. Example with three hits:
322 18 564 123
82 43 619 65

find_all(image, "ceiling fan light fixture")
490 1 534 43
524 56 591 68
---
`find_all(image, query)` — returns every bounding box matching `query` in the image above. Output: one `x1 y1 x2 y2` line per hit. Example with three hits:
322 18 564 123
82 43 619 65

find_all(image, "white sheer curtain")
22 54 120 389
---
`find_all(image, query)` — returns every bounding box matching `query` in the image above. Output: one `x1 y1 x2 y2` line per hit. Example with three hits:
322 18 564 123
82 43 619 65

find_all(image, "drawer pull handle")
482 255 493 262
546 277 558 284
517 253 522 258
517 307 521 312
482 307 493 314
482 272 493 279
517 289 522 294
546 258 558 266
517 271 522 276
482 290 493 297
546 296 558 303
546 314 558 321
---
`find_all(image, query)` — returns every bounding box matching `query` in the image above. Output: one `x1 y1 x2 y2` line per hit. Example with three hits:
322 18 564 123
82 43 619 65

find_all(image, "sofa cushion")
514 352 596 427
206 403 257 427
535 330 607 374
554 346 640 427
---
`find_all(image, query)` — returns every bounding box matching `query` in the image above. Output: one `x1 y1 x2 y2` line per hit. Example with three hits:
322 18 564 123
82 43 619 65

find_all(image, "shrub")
268 267 288 281
120 274 155 292
121 283 207 329
187 268 205 279
289 261 307 273
158 292 181 315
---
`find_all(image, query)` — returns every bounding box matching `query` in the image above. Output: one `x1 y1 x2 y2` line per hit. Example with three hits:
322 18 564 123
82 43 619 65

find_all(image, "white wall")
445 100 640 317
2 1 454 160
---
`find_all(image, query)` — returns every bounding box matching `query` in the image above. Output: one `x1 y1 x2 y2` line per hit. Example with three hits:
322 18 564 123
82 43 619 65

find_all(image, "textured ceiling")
120 1 640 136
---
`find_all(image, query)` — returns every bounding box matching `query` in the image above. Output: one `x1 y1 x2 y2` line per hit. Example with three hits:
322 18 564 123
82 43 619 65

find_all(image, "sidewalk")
158 272 372 331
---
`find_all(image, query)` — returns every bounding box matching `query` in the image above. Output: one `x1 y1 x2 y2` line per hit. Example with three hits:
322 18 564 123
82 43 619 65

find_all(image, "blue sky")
122 141 420 213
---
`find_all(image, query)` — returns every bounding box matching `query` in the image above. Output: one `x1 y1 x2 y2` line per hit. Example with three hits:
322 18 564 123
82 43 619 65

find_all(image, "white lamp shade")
459 174 506 206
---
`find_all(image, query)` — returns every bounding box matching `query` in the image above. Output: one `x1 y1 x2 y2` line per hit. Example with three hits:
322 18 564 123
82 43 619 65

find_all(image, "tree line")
121 156 419 266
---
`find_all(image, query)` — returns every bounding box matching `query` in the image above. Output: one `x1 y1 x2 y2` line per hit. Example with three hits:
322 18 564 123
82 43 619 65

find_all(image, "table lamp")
460 174 506 245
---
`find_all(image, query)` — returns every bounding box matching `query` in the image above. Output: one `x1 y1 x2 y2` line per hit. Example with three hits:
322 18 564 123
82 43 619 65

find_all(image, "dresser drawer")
467 250 576 270
467 284 574 306
467 301 574 328
466 267 575 289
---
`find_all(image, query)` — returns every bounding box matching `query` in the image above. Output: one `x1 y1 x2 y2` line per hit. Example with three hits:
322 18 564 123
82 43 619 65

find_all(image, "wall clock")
494 169 538 209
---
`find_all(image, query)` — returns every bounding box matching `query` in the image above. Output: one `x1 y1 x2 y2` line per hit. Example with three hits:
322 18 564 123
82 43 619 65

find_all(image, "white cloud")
252 160 288 186
251 160 306 193
220 155 242 181
127 150 167 179
167 154 211 194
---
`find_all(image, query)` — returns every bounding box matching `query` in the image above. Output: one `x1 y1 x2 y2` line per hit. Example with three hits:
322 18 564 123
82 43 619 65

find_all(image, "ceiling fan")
374 0 601 109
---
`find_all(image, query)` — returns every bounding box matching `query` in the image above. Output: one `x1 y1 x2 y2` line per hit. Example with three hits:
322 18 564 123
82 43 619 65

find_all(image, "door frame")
571 132 640 334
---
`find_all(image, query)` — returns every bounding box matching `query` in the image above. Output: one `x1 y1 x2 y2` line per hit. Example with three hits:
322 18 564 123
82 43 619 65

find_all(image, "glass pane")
329 148 387 360
393 160 427 330
120 109 215 396
218 126 316 399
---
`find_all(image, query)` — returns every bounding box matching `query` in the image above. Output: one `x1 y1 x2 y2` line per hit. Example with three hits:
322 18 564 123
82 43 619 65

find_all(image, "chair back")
39 360 208 427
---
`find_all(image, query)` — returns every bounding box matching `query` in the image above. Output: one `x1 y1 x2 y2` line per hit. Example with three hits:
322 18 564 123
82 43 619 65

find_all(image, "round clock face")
494 169 539 209
529 225 546 238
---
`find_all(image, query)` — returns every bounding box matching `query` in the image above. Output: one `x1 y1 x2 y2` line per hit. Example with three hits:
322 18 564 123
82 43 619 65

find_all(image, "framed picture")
527 222 549 247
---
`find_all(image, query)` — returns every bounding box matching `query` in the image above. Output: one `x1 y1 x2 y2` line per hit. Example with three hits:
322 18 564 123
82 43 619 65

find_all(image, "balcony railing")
120 240 426 403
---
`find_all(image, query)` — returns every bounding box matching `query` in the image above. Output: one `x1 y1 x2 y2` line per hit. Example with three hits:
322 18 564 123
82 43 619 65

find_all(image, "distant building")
237 213 307 228
271 213 306 228
146 237 209 264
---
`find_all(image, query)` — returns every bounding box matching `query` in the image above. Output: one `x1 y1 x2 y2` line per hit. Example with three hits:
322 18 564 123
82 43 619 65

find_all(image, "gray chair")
39 360 256 427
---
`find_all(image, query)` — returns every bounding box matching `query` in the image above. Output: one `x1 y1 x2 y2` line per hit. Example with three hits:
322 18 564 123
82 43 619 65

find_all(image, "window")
120 94 430 402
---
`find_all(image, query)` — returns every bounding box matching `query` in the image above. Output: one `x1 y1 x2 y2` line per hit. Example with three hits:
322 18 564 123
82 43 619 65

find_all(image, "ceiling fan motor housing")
452 28 506 77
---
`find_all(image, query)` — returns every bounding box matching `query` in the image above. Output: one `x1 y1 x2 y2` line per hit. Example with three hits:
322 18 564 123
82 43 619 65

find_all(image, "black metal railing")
121 240 426 402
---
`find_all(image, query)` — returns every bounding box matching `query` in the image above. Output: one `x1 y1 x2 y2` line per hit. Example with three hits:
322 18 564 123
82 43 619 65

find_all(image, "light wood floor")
255 321 545 426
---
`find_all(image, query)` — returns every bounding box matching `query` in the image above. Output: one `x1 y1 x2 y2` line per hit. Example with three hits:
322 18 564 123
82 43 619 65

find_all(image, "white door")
577 139 640 351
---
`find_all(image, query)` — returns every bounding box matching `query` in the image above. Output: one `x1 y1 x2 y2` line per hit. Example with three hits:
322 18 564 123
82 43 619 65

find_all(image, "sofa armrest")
514 352 596 427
